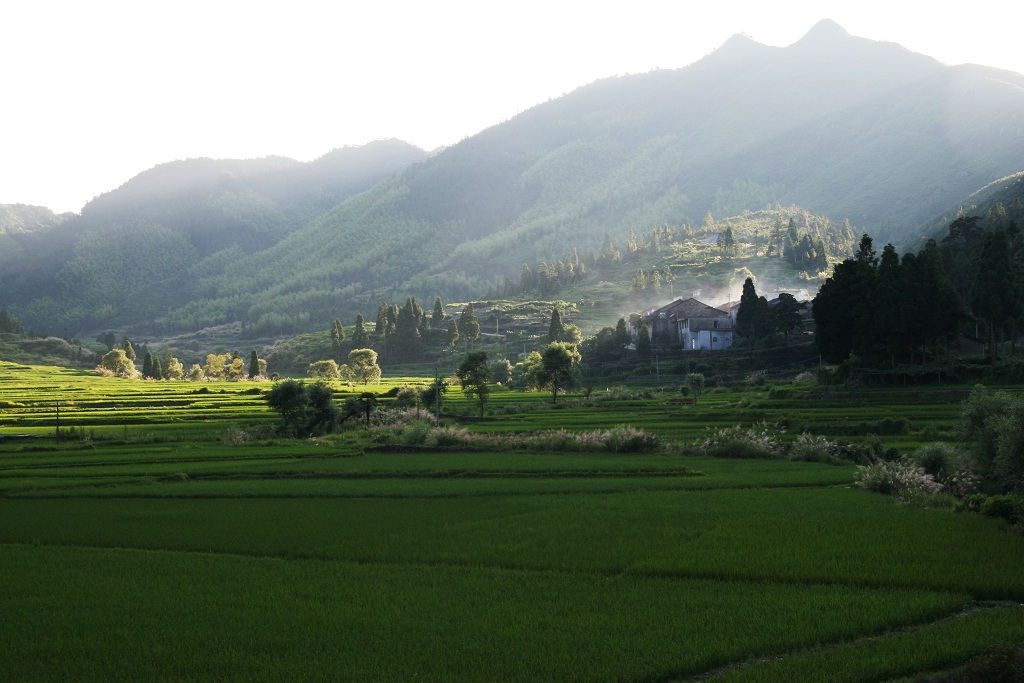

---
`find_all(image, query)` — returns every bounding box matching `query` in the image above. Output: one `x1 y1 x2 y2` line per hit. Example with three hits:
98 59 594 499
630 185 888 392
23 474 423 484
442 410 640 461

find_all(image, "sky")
3 1 1023 214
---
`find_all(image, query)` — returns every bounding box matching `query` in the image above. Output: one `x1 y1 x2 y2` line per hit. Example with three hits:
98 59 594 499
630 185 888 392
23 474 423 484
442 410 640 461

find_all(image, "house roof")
644 297 730 321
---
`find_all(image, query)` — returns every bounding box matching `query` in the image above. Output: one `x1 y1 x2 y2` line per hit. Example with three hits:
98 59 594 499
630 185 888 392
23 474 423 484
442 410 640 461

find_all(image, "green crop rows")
1 361 1022 681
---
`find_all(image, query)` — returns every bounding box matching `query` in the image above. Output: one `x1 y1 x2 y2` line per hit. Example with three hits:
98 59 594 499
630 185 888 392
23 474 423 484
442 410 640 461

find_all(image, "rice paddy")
0 360 1021 681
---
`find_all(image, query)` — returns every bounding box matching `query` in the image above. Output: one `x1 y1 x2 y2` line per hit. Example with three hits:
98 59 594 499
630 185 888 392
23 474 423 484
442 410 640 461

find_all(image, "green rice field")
1 361 1022 681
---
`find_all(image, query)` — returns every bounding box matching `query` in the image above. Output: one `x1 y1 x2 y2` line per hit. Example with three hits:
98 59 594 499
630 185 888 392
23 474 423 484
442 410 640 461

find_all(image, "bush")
980 495 1023 524
956 493 989 514
788 433 840 464
914 443 978 497
697 423 784 459
856 459 942 497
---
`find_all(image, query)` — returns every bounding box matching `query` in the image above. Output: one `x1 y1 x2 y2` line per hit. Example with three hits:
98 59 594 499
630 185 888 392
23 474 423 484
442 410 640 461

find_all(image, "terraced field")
0 362 1021 681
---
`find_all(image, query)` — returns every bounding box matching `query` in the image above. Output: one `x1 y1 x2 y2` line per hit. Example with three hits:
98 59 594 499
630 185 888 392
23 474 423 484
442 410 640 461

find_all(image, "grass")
1 361 1023 680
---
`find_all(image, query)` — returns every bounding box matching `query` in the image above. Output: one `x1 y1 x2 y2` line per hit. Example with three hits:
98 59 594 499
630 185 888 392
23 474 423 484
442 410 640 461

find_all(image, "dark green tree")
972 228 1020 363
395 297 422 358
636 323 652 360
352 314 369 347
122 338 136 363
249 349 261 379
614 318 631 347
142 352 154 379
431 296 446 327
547 308 565 343
536 342 581 403
457 303 480 349
0 309 23 334
456 350 491 417
266 379 310 436
152 357 163 380
735 277 770 356
330 318 346 359
771 293 803 339
445 319 460 349
813 234 878 364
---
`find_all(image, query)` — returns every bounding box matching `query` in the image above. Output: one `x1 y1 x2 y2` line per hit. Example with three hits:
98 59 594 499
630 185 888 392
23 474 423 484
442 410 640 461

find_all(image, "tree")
490 358 512 386
445 319 460 350
771 293 803 339
457 303 480 348
431 297 446 327
535 342 581 403
142 352 155 379
165 357 185 380
735 277 770 356
456 350 491 417
812 234 878 364
266 379 308 435
305 382 339 435
249 349 261 379
351 314 369 347
152 357 163 380
204 353 229 379
0 309 23 335
122 338 136 363
547 308 565 343
99 349 136 376
971 228 1019 363
265 379 338 436
636 323 652 360
227 356 246 380
395 297 422 358
348 348 381 385
187 364 205 381
308 359 341 380
687 373 705 406
330 318 345 359
615 318 631 347
419 377 449 415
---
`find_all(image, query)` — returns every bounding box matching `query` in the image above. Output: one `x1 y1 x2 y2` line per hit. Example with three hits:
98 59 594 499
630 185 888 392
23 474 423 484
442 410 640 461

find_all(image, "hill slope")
4 20 1024 339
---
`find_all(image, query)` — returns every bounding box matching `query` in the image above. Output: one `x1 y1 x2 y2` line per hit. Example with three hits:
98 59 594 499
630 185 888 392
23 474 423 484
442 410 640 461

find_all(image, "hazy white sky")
3 1 1022 214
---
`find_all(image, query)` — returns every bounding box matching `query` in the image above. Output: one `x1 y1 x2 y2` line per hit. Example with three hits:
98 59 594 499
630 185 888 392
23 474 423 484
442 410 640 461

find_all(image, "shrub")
956 493 989 514
605 425 660 453
855 459 942 497
914 443 978 497
788 433 840 464
980 495 1023 525
697 423 784 459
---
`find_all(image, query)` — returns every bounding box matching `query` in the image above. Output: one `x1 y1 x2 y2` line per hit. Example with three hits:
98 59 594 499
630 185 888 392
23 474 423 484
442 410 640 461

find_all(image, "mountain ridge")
2 21 1023 340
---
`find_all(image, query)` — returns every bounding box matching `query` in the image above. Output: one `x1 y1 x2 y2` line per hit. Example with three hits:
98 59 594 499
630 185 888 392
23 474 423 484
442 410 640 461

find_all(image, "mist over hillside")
2 19 1022 340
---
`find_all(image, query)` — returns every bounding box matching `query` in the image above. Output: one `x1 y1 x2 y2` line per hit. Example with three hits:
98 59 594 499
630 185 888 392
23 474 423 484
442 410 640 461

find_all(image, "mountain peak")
794 19 851 46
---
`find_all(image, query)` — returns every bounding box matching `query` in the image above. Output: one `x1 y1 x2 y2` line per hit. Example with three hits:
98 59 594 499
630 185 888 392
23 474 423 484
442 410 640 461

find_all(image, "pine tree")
445 319 460 349
547 308 565 343
352 314 369 347
331 318 346 349
636 324 652 360
249 349 261 379
457 303 480 349
142 352 154 379
122 339 136 363
431 297 445 327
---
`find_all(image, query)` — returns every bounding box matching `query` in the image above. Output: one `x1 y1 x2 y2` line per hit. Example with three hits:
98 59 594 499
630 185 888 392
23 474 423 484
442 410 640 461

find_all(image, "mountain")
3 20 1023 339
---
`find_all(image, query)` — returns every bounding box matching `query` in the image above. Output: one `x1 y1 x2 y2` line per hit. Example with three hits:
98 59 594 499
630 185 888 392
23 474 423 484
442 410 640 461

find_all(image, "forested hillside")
2 20 1023 341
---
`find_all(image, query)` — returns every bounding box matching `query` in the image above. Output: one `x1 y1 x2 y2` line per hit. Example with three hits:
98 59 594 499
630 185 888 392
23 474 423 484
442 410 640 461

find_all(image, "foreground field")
1 362 1022 681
